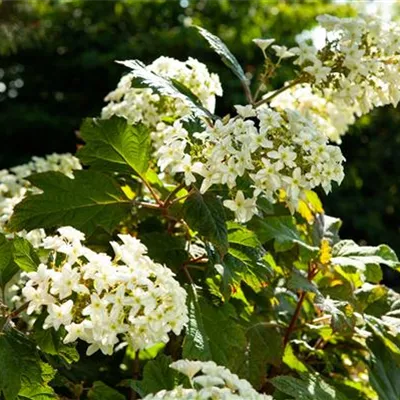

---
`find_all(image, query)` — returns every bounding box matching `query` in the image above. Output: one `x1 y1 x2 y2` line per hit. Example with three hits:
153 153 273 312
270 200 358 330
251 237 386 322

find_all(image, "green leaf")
8 170 131 236
195 26 248 84
33 315 79 364
368 339 400 400
315 296 355 334
227 222 260 248
355 284 387 313
12 237 40 273
138 343 166 361
221 251 271 296
0 332 22 399
117 59 215 120
77 116 151 175
87 381 124 400
288 270 320 295
182 285 212 361
183 192 228 255
169 78 204 107
139 232 188 269
0 329 56 400
249 216 318 253
332 240 399 271
238 323 283 389
271 374 348 400
128 354 179 398
0 233 18 289
312 214 342 246
283 344 308 373
182 286 246 372
365 263 383 283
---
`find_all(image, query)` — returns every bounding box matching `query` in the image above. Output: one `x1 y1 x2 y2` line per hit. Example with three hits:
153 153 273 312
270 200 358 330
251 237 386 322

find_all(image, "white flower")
252 38 275 51
234 104 256 118
143 360 273 399
170 360 203 379
282 167 308 201
171 154 197 186
57 226 85 242
267 145 297 170
26 264 51 286
257 107 283 133
44 300 74 331
50 263 88 299
23 229 188 357
223 191 258 223
304 59 331 84
271 44 295 59
64 321 92 344
22 283 54 315
193 375 225 388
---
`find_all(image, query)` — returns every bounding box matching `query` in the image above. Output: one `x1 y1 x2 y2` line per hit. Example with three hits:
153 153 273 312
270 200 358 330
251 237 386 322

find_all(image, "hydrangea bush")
1 14 400 400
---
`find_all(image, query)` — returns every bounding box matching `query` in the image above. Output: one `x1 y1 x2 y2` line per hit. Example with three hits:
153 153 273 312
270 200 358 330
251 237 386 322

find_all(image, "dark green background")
1 0 399 280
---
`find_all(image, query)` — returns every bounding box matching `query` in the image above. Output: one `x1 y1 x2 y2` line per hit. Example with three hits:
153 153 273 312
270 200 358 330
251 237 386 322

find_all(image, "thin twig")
137 201 160 210
140 175 163 206
170 189 194 205
183 265 194 284
282 262 318 348
130 351 140 400
282 291 307 348
10 301 29 318
164 183 185 208
254 77 303 108
183 255 208 266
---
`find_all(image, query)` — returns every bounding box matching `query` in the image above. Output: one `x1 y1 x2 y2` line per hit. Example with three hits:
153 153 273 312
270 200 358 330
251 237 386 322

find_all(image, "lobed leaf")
0 233 18 290
183 192 228 255
249 215 318 253
271 374 348 400
0 329 56 400
88 381 125 400
182 286 246 372
128 354 178 398
368 339 400 400
332 240 400 271
77 116 152 175
12 237 40 273
8 170 131 236
239 323 283 389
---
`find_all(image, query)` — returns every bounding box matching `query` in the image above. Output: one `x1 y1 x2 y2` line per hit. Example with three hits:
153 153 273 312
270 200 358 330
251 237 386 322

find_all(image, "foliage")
1 6 400 400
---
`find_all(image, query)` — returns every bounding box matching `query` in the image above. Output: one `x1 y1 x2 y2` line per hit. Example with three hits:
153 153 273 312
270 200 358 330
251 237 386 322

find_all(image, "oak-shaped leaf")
8 170 131 236
77 116 151 175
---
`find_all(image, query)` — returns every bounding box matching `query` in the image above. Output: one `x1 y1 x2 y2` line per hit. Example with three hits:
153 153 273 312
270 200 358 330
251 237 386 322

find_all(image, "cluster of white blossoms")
0 153 81 245
101 56 222 130
271 14 400 142
271 84 356 143
156 105 344 222
22 227 188 356
144 360 272 400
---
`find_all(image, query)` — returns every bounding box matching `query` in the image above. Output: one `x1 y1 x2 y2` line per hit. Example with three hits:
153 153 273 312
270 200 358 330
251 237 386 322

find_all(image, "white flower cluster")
144 360 272 400
101 56 222 129
156 105 344 222
271 84 356 143
22 227 188 356
274 14 400 142
0 153 81 245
